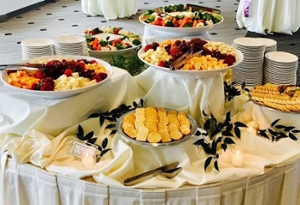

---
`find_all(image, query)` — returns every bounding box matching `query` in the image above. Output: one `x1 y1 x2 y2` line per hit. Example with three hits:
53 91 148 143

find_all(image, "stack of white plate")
232 37 266 86
255 38 277 53
21 38 55 60
264 51 298 84
54 34 89 56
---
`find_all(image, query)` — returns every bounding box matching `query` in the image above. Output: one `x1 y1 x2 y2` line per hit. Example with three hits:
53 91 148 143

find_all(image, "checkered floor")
0 0 247 64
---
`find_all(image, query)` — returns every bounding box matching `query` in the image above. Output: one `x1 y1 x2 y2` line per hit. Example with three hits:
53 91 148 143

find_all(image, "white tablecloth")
81 0 138 20
236 0 300 34
1 67 300 204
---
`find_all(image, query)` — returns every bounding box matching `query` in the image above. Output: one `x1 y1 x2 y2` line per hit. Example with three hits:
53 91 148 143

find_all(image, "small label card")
71 141 96 158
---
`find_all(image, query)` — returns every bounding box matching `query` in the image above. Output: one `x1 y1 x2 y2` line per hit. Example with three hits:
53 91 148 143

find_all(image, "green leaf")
202 110 208 117
88 113 100 118
291 129 300 133
258 130 269 139
271 119 280 127
289 133 298 140
221 143 227 151
140 99 144 107
268 129 278 137
204 156 213 172
98 146 103 152
222 130 234 137
105 124 116 129
211 139 217 154
224 137 235 144
225 124 233 132
234 122 248 128
133 101 138 108
204 120 210 131
84 131 94 140
100 148 111 156
105 116 115 122
225 111 231 122
87 138 97 144
279 132 288 138
110 130 117 135
234 126 241 138
99 115 105 126
214 160 220 171
274 125 286 129
284 126 296 132
77 125 84 140
102 138 108 149
193 138 204 146
195 130 202 136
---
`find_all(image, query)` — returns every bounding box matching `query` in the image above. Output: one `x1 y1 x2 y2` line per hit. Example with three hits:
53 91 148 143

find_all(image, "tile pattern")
0 0 247 64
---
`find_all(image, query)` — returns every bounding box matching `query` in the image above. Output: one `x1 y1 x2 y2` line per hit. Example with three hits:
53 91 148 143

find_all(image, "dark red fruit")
144 44 153 52
64 69 73 77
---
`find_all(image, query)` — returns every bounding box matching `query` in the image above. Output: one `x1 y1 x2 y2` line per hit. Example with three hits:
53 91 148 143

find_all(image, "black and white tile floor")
0 0 247 64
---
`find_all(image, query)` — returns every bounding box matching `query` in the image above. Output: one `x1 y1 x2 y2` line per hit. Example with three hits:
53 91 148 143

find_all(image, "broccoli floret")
100 40 109 46
144 10 154 16
164 6 171 12
211 14 222 23
92 27 102 34
177 4 185 11
144 15 156 23
132 39 141 45
176 15 184 19
166 21 174 27
202 12 212 21
116 43 125 50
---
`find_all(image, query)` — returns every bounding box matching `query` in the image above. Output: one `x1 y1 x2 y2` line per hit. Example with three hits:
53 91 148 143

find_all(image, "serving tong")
169 49 203 71
123 161 182 186
0 63 44 71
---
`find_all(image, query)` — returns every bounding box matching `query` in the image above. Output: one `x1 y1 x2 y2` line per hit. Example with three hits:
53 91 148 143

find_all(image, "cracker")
147 131 162 143
136 126 149 141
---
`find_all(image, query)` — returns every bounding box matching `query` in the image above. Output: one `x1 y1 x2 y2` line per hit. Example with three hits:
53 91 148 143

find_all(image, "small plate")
116 108 198 147
0 55 114 99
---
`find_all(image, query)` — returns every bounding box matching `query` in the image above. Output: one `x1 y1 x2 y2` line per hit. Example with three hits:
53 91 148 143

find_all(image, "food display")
138 38 240 76
7 58 108 91
84 26 142 51
117 107 197 146
140 4 222 28
0 55 113 98
250 83 300 112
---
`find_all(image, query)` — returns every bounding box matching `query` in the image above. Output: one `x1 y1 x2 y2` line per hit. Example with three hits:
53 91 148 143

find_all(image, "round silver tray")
116 108 198 147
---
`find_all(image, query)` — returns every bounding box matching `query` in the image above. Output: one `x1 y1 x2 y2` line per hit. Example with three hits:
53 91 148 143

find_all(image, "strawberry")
157 60 165 67
34 70 46 79
30 83 38 90
169 46 180 57
40 83 54 91
144 44 153 52
64 69 73 77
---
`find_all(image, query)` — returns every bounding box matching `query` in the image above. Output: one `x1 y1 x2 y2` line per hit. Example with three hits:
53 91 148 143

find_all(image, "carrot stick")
193 20 198 27
179 19 187 27
172 17 177 25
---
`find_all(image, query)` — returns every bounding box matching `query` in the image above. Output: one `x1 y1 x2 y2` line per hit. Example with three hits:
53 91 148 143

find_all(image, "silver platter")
116 108 198 147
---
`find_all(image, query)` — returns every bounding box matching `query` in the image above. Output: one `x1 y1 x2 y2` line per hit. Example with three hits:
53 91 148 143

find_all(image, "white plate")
139 15 223 36
138 48 243 78
21 38 54 47
0 55 114 99
54 35 86 44
265 51 298 63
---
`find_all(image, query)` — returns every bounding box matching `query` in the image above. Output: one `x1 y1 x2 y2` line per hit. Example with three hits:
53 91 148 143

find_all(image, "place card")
71 141 96 158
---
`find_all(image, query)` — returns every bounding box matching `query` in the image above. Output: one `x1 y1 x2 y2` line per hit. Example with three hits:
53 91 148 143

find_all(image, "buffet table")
1 65 300 204
236 0 300 34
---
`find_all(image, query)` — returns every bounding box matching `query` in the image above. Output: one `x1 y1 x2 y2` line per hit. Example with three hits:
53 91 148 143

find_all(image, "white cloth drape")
81 0 137 20
236 0 300 34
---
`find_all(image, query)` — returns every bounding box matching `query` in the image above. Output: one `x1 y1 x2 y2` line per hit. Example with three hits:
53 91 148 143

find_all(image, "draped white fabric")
1 155 300 205
1 67 300 204
81 0 137 20
236 0 300 34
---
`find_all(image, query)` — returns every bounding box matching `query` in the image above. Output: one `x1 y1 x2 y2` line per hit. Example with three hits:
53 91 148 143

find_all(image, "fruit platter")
84 26 142 55
116 107 198 146
139 4 223 35
0 55 113 98
138 37 243 78
249 83 300 113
